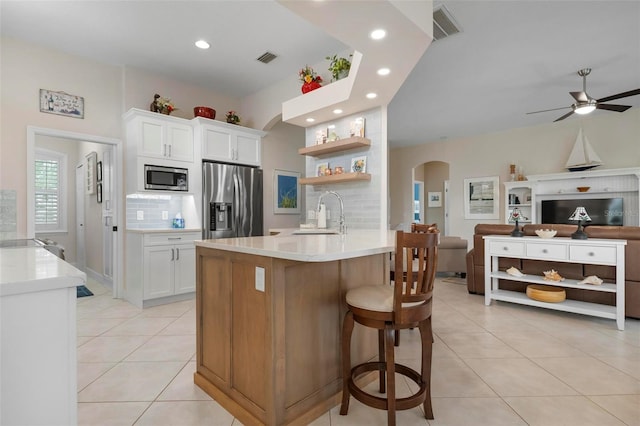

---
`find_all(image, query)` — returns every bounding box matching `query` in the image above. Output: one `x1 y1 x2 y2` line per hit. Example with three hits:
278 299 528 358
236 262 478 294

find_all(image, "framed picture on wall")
97 183 103 204
273 170 300 214
464 176 499 219
428 191 442 207
97 161 102 182
39 89 84 119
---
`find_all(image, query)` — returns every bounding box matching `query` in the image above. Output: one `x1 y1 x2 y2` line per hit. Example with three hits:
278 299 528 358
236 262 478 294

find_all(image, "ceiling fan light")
573 102 596 115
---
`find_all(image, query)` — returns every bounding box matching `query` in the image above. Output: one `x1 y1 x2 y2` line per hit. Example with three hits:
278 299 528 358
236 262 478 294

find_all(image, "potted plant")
299 65 323 93
326 54 352 81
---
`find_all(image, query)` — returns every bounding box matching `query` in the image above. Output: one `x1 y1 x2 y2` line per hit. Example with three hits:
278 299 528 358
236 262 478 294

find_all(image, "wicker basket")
526 284 566 303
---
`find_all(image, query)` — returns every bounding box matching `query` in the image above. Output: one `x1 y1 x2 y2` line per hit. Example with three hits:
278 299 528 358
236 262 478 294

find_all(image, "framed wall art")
97 161 103 183
274 170 300 214
464 176 499 219
39 89 84 119
97 183 103 204
428 191 442 207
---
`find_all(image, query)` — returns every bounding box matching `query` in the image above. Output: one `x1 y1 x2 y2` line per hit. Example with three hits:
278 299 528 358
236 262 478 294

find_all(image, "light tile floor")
77 277 640 425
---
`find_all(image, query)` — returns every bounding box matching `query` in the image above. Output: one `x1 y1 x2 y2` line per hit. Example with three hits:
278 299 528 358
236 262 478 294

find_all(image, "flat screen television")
541 198 623 226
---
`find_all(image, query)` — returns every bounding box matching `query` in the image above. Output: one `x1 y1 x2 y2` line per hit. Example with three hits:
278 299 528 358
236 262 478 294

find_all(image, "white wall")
304 108 386 230
261 120 306 232
390 109 640 247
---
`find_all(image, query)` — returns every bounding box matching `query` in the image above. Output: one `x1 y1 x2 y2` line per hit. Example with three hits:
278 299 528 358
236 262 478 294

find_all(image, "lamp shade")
508 207 522 223
568 206 592 222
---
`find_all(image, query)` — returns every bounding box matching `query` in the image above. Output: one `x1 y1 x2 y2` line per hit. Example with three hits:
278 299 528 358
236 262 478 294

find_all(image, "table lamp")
569 206 591 239
508 207 524 237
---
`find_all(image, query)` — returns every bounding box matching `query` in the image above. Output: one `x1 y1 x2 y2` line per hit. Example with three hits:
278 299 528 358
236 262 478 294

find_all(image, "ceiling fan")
527 68 640 122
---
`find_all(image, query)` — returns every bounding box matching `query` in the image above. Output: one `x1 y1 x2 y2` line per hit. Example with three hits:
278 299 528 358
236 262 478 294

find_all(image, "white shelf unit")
483 235 627 330
526 167 640 226
504 181 535 224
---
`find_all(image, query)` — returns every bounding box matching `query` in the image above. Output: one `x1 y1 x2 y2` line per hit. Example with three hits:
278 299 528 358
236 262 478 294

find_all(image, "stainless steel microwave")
144 164 188 191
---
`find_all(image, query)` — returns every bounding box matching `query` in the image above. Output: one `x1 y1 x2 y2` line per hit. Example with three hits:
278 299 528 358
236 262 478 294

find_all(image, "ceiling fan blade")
553 110 575 122
597 88 640 103
570 91 589 102
596 103 632 112
526 106 570 114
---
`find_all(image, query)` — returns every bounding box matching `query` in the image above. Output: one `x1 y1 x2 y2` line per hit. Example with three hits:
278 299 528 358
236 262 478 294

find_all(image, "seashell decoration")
543 269 564 282
578 275 603 285
506 266 525 277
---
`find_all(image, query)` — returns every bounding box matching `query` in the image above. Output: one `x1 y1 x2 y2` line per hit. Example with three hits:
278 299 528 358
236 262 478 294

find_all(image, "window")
35 148 67 232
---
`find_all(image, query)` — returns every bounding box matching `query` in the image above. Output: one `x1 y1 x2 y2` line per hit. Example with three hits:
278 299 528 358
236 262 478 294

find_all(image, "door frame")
27 126 124 299
75 163 86 271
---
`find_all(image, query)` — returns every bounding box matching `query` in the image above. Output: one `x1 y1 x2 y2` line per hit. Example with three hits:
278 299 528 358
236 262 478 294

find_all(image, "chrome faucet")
317 190 346 234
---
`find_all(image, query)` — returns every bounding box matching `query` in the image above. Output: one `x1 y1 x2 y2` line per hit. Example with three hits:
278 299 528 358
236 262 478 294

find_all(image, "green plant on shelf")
326 54 352 81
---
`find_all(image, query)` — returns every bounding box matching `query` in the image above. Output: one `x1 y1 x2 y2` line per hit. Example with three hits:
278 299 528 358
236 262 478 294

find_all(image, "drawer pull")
542 249 548 254
503 246 509 251
168 237 182 240
588 252 595 256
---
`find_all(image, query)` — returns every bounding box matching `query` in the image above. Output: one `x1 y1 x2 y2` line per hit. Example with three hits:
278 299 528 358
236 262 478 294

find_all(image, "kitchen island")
0 244 86 426
194 229 395 426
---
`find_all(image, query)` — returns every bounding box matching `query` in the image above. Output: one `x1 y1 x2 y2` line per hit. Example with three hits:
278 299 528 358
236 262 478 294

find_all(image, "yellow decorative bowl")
535 229 557 239
526 284 566 303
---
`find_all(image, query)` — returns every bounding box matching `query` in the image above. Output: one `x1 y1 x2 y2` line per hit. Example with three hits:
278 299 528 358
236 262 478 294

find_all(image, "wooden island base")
195 246 388 425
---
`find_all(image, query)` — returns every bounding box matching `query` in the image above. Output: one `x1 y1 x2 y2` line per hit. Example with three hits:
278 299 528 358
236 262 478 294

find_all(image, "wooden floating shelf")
298 136 370 157
300 172 371 185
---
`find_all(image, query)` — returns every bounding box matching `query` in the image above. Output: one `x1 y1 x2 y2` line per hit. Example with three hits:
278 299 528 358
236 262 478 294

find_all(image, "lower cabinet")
126 231 199 308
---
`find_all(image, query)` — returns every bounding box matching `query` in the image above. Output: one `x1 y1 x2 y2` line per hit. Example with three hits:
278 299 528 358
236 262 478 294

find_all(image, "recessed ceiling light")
333 109 343 114
366 92 377 99
306 118 315 123
195 40 210 49
370 29 386 40
377 68 390 76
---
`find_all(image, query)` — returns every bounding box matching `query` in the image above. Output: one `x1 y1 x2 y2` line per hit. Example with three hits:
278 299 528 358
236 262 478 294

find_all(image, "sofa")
438 236 468 276
465 223 640 319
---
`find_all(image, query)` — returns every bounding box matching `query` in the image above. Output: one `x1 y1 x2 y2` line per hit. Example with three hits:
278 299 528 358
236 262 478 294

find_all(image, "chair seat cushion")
346 285 424 312
346 285 394 312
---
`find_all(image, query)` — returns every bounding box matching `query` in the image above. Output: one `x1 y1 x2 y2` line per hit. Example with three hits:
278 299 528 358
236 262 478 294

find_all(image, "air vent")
256 51 277 64
433 5 462 41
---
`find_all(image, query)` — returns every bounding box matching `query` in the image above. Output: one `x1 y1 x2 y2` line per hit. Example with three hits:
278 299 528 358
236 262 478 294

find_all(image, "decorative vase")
301 81 322 94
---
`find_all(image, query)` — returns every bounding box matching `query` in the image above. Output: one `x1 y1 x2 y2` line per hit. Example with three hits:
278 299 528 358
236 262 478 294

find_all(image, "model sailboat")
565 128 602 172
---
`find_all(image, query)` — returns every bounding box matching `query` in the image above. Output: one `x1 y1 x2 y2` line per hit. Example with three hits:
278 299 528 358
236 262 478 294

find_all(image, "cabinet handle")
503 246 509 251
163 144 167 156
542 249 548 254
168 144 172 157
168 237 182 240
176 248 180 260
171 248 174 261
588 252 595 256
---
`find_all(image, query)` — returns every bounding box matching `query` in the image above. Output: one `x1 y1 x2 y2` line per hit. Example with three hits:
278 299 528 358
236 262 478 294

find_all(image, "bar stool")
340 229 438 425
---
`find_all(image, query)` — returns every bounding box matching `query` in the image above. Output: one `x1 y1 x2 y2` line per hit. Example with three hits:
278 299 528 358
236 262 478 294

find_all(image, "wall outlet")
162 211 168 220
136 210 144 220
255 267 265 292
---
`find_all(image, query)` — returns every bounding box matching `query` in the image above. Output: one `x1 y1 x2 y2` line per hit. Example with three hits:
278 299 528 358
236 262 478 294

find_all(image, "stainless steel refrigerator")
202 161 263 239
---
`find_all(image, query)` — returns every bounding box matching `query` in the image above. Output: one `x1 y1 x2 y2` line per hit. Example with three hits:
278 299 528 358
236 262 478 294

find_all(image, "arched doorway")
413 161 450 234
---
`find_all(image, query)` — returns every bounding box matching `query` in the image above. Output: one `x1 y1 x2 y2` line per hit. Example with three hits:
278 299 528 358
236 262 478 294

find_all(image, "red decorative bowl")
193 106 216 119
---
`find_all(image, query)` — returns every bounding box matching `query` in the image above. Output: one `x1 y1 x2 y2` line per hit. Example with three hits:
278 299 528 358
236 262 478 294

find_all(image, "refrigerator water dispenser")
210 202 232 231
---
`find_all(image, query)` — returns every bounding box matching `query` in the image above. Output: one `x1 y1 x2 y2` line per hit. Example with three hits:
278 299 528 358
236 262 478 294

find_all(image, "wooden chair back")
393 230 439 325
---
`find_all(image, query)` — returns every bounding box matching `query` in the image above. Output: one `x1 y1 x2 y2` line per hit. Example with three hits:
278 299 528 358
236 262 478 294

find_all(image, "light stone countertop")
126 228 201 234
196 229 396 262
0 247 86 297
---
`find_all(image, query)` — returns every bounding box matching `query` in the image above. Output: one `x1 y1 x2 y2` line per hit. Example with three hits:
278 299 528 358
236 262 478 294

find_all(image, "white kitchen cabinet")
194 118 264 166
125 230 199 308
125 108 194 163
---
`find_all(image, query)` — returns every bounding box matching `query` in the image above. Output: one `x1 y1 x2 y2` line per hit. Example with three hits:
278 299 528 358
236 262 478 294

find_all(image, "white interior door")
75 164 86 271
102 148 113 279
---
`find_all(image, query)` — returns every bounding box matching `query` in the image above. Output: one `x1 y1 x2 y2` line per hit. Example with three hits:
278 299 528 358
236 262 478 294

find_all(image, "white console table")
483 235 626 330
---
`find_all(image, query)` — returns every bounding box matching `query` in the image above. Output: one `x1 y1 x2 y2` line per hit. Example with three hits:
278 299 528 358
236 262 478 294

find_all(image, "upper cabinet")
194 118 264 167
125 109 194 163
